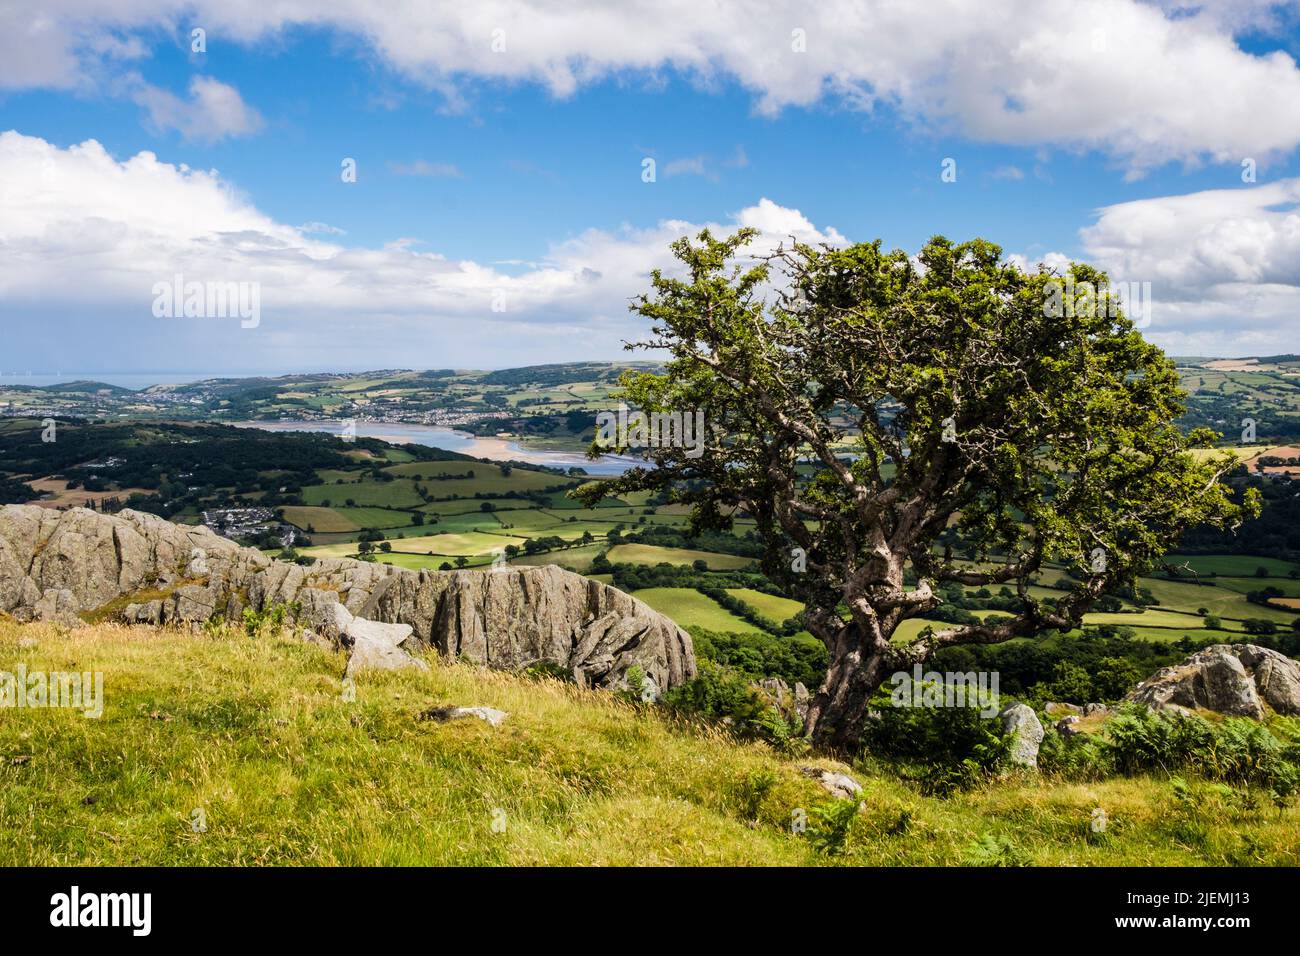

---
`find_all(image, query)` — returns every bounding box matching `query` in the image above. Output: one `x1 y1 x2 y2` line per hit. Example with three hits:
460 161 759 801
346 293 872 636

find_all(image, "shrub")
1105 705 1299 796
860 685 1013 793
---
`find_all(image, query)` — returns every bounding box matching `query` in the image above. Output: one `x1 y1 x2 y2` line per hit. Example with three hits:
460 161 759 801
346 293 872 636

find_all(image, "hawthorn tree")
576 229 1256 751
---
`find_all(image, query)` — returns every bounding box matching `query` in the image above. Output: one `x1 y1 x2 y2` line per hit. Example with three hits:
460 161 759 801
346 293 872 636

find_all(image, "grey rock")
756 676 810 724
419 705 509 727
32 588 83 627
793 682 810 717
999 703 1044 768
0 505 696 692
640 672 660 703
1235 644 1300 716
1056 715 1081 736
1044 701 1083 717
123 600 163 625
1123 645 1300 719
798 766 864 799
171 585 217 622
342 615 427 677
300 628 335 651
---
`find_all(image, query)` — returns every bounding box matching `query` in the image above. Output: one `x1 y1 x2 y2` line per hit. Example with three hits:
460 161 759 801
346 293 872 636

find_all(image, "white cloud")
130 75 263 142
3 129 1293 369
1074 179 1300 354
6 1 1300 170
0 131 844 370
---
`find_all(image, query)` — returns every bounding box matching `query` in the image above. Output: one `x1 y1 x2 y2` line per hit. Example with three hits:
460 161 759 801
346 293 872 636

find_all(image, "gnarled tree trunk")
802 625 895 752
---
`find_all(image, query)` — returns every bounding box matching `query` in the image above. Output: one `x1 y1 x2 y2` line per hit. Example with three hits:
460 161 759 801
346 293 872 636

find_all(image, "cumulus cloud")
1076 179 1300 354
3 129 1293 369
0 131 844 371
5 1 1300 170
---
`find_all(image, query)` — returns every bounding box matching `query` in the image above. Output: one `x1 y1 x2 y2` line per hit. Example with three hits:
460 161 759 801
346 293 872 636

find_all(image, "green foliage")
860 686 1013 794
807 798 860 856
689 627 827 688
962 833 1030 867
660 660 802 750
240 603 294 638
1037 728 1113 780
1105 705 1299 796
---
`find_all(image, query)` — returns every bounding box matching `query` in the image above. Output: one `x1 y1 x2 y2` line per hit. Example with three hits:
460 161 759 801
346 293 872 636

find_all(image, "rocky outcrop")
1125 644 1300 719
0 505 696 692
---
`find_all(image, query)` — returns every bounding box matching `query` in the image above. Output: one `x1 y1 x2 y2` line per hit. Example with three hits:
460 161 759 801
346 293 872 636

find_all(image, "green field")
1137 576 1297 625
1162 554 1300 577
301 479 425 509
512 543 606 570
605 544 755 570
726 588 804 622
632 587 764 633
280 506 359 533
382 461 572 496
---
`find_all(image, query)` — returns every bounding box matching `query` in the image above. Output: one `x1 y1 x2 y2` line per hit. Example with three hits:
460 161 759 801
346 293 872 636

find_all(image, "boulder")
1125 645 1300 718
418 705 509 727
341 615 427 678
999 703 1044 768
0 505 696 692
1056 714 1081 736
799 766 864 799
1235 645 1300 716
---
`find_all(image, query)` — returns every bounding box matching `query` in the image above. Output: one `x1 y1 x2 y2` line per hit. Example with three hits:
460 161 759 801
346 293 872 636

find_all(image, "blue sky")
2 2 1299 378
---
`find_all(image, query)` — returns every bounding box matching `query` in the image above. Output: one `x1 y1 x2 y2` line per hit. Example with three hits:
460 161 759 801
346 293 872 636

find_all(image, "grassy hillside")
2 620 1297 866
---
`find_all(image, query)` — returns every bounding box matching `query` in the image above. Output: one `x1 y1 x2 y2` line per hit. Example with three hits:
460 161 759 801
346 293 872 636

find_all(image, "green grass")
4 621 1295 865
301 480 425 509
303 530 528 559
1137 576 1297 625
1208 577 1300 597
418 499 536 516
422 512 505 534
726 588 804 622
382 461 572 496
280 506 360 533
331 506 424 530
605 544 755 570
631 587 764 633
1082 609 1245 631
1163 554 1300 577
369 552 454 571
511 543 606 571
